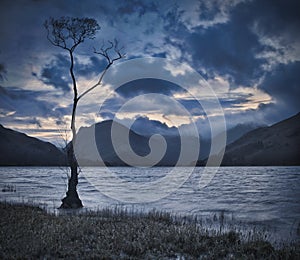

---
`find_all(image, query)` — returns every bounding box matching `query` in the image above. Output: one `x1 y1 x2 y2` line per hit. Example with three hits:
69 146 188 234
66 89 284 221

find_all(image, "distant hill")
221 112 300 166
74 120 198 166
199 122 262 160
0 124 66 166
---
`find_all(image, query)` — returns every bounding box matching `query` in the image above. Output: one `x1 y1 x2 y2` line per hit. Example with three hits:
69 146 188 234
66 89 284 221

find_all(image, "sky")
0 0 299 146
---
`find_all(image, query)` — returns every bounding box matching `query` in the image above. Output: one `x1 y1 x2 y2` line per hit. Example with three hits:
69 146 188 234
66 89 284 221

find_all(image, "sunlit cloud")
164 60 194 77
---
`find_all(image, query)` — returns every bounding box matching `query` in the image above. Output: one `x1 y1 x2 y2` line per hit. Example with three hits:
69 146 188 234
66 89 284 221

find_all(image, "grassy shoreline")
0 202 299 259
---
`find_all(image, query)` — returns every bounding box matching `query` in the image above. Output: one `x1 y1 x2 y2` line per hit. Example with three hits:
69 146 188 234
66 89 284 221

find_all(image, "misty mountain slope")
200 123 262 160
121 117 210 160
222 112 300 166
0 124 66 166
226 123 264 145
129 117 179 137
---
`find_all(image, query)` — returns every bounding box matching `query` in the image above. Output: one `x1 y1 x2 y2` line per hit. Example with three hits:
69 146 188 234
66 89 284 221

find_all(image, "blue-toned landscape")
1 0 300 258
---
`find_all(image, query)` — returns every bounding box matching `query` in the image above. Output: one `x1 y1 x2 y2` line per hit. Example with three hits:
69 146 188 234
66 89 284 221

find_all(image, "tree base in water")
60 195 83 209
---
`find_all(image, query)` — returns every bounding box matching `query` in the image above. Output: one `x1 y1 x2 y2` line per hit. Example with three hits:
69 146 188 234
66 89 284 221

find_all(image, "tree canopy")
44 17 100 52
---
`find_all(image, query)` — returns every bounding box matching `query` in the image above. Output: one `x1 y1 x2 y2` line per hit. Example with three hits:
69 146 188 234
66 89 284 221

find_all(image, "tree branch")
77 40 125 101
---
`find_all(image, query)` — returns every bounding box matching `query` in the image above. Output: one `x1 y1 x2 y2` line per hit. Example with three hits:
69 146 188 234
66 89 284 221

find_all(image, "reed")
0 202 299 259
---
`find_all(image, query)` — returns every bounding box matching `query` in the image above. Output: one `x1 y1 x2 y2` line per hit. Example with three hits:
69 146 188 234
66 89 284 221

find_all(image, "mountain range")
0 124 66 166
221 112 300 166
0 112 299 166
74 120 188 166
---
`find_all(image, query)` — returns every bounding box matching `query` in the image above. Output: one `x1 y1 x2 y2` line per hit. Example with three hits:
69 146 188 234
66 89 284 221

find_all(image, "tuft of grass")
0 202 299 259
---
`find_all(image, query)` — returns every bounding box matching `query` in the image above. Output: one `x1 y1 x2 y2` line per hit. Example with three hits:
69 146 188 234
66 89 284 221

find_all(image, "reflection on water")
0 166 299 243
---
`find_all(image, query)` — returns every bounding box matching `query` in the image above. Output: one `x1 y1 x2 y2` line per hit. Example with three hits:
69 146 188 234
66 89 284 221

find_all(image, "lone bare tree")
44 17 125 208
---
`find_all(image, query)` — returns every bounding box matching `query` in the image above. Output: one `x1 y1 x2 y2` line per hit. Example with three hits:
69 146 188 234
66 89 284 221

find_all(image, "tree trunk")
59 50 83 209
60 142 83 209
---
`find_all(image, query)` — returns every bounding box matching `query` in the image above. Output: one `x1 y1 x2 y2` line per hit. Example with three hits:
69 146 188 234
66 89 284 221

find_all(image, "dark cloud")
178 96 253 117
36 54 107 92
130 116 178 136
55 119 65 126
98 78 194 119
28 117 42 128
253 0 300 37
0 86 58 119
219 96 252 108
184 2 264 86
197 1 224 21
99 111 115 120
115 78 185 98
258 61 300 115
53 105 71 117
118 0 157 16
38 54 71 92
165 0 300 89
176 99 204 117
75 56 107 77
98 97 123 119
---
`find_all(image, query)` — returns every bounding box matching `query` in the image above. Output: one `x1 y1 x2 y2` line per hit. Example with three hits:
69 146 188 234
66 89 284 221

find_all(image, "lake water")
0 166 299 244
